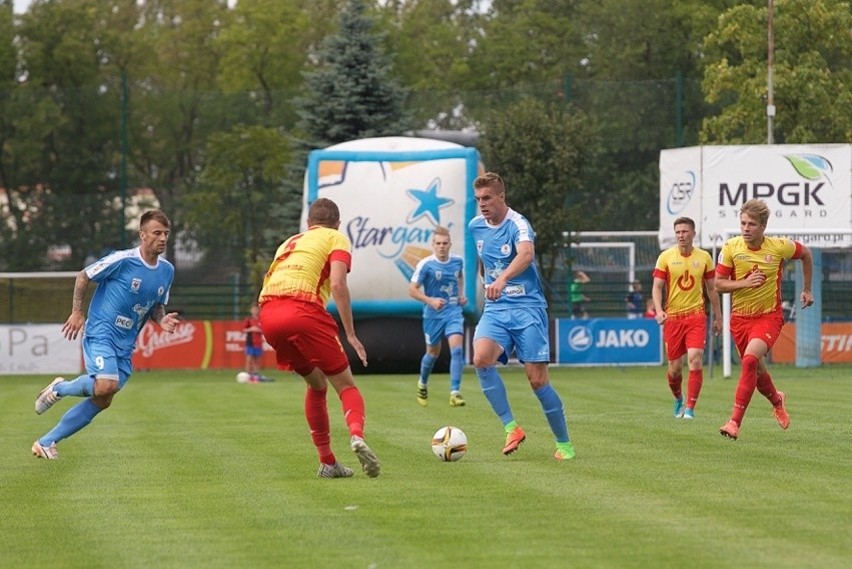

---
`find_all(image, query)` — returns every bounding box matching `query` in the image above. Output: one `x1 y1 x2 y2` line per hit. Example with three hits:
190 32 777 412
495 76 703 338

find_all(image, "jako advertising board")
304 137 481 317
555 318 663 366
660 144 852 248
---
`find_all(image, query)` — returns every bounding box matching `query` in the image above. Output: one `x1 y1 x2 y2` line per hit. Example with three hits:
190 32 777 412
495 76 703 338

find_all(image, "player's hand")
61 310 86 340
745 270 766 288
458 295 467 307
348 334 368 367
429 298 446 310
484 280 504 300
800 290 814 309
159 312 181 333
712 318 722 337
655 311 667 325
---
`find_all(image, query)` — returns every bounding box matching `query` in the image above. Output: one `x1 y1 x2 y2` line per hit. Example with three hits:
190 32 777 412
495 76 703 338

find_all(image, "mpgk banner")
660 144 852 249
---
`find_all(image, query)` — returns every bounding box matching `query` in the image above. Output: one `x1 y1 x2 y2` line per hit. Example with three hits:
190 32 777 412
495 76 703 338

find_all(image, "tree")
479 97 599 288
185 125 294 289
702 0 852 143
298 0 410 146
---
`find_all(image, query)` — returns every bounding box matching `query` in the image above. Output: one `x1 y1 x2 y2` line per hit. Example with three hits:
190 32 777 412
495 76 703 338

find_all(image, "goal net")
0 272 81 324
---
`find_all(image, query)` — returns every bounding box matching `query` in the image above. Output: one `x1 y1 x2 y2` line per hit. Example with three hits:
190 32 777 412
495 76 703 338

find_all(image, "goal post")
0 272 79 324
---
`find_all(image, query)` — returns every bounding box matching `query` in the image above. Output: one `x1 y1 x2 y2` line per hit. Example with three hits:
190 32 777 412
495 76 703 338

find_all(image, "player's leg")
473 312 520 454
682 314 708 418
417 319 442 406
33 344 125 459
721 318 770 439
293 310 379 479
752 316 789 429
664 319 686 417
446 314 466 406
514 307 574 460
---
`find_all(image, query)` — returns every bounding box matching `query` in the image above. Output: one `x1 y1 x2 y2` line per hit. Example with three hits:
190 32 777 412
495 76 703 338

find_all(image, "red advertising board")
771 322 852 364
132 320 277 370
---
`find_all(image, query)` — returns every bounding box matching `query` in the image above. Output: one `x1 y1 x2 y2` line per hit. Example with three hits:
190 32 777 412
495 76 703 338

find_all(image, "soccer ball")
431 426 468 462
236 371 251 384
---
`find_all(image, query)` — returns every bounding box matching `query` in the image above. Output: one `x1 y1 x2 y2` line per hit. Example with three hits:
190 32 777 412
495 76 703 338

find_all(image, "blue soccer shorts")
423 312 465 346
474 306 550 363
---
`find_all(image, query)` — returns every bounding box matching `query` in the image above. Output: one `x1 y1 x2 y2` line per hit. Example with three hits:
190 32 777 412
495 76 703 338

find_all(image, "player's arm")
330 259 367 367
652 276 667 324
61 270 92 340
487 241 534 300
408 280 444 310
704 275 723 336
458 271 467 306
151 304 180 333
797 244 815 308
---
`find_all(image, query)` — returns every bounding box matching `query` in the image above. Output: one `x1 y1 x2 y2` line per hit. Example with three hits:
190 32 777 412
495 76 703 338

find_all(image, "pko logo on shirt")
115 315 133 330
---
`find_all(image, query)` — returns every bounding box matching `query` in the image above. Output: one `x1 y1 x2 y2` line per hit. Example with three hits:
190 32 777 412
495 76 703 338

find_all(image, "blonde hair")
433 226 450 237
740 199 770 226
473 172 505 194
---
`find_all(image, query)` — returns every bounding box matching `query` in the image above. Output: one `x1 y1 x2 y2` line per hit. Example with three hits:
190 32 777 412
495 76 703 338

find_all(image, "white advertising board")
0 324 81 375
660 144 852 248
304 137 481 317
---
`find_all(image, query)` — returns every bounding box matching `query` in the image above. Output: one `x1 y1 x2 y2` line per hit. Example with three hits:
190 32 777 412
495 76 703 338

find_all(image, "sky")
13 0 32 14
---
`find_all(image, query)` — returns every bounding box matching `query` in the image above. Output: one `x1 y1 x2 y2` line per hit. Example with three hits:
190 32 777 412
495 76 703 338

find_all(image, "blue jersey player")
32 209 179 460
468 172 575 461
408 226 467 407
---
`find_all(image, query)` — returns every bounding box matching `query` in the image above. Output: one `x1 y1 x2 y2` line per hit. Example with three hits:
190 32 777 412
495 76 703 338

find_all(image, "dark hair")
673 217 695 230
140 209 170 229
307 197 340 227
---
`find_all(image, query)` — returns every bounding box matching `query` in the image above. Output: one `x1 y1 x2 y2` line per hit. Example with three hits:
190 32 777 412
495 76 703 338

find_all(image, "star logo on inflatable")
406 178 454 225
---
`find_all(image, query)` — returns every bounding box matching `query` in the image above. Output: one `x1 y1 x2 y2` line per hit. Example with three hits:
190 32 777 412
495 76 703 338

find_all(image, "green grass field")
1 365 850 568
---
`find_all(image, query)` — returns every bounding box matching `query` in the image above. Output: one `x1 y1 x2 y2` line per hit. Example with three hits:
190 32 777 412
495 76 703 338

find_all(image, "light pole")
767 0 775 144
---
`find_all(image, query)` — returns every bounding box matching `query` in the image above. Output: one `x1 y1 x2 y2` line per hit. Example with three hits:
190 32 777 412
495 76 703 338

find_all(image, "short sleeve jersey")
468 208 547 309
259 225 351 307
653 247 715 317
410 254 465 319
243 316 263 348
716 236 801 316
84 247 175 355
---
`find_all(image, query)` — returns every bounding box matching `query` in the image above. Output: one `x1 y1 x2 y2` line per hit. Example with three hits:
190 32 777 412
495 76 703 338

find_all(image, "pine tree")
299 0 410 145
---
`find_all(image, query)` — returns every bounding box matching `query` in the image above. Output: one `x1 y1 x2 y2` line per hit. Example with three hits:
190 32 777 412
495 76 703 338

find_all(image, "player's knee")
472 353 495 368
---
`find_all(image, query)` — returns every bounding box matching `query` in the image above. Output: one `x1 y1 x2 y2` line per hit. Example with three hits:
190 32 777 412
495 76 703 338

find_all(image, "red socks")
305 387 335 465
731 354 759 425
667 372 683 400
756 370 782 406
338 386 366 439
686 369 703 409
304 385 368 465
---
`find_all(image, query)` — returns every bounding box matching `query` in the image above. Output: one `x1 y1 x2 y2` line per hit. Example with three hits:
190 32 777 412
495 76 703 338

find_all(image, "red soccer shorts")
664 312 706 360
258 297 349 377
730 312 785 356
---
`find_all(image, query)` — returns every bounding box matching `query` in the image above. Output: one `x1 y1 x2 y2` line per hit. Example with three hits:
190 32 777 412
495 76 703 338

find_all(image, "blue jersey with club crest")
410 254 465 319
468 208 547 310
83 247 175 356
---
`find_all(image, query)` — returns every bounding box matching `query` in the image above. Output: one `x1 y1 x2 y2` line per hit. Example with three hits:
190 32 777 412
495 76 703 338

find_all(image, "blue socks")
449 346 463 393
476 366 514 425
39 398 102 446
534 384 570 443
54 374 95 397
419 353 437 384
